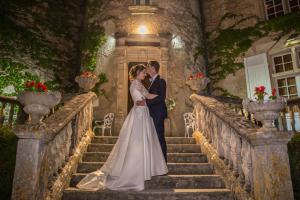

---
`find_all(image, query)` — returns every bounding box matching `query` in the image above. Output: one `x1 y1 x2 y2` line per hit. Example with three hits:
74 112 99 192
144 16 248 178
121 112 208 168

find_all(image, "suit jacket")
146 75 168 119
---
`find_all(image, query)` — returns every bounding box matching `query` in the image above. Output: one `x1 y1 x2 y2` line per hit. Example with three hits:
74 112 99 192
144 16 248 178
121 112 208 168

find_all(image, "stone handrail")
11 92 96 200
191 94 294 200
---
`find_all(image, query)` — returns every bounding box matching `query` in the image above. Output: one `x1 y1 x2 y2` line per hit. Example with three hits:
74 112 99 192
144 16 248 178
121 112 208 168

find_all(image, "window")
288 0 300 12
277 77 298 99
273 53 293 73
298 50 300 65
264 0 285 19
133 0 151 5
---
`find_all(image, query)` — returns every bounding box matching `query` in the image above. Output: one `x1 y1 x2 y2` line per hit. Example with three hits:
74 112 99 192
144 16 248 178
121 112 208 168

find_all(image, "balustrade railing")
0 96 27 126
216 96 300 132
191 94 294 200
11 92 96 200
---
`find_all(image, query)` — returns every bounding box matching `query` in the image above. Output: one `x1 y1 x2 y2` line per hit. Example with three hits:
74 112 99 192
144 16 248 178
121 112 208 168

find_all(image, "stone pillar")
11 126 49 200
115 45 127 133
249 131 294 200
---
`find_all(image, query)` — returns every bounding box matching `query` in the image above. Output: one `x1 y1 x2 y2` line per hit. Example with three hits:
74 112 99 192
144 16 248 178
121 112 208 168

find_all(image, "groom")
137 61 168 162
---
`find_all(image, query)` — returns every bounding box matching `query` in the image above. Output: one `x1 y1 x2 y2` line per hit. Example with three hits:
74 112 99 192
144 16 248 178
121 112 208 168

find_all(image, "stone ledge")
191 94 259 142
193 131 254 200
14 92 97 142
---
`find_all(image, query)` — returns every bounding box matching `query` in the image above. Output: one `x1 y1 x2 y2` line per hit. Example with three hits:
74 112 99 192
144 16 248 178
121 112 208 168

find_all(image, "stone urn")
243 97 286 132
186 77 210 93
75 75 99 93
18 91 61 124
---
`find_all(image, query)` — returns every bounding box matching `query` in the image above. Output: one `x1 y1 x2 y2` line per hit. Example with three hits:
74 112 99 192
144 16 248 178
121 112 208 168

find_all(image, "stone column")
249 131 294 200
11 126 50 200
115 45 127 133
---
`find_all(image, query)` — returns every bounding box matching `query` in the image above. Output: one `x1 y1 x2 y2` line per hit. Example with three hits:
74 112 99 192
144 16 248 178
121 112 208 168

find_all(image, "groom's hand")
136 100 146 106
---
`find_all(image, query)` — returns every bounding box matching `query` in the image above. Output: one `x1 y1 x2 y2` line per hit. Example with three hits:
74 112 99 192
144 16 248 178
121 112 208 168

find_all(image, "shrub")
0 126 17 200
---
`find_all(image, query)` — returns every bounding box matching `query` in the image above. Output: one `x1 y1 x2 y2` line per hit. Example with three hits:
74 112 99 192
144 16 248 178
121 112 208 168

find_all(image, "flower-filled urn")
243 86 286 132
18 81 61 124
186 72 210 94
76 71 99 93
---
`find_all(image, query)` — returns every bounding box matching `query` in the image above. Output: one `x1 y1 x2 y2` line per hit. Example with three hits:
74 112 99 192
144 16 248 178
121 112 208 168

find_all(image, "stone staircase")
63 134 233 200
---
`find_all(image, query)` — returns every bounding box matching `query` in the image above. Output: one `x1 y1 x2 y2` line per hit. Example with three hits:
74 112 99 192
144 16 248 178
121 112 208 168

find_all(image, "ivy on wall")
0 0 86 94
195 11 300 94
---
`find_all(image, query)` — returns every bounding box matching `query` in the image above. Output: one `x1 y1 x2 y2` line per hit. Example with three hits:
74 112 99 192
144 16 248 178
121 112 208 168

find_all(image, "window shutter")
244 53 272 100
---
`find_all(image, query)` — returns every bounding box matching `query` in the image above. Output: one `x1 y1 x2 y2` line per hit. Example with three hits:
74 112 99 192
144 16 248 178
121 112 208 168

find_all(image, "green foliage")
288 134 300 200
81 24 106 71
196 11 300 90
0 0 84 92
0 126 17 200
92 72 109 96
0 58 40 96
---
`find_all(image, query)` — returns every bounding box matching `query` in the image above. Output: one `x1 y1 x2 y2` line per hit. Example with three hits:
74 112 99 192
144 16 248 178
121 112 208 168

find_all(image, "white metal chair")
183 112 196 138
93 113 115 136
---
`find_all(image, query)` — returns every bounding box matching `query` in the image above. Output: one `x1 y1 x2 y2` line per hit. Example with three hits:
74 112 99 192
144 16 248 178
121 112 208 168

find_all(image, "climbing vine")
195 11 300 93
0 0 86 93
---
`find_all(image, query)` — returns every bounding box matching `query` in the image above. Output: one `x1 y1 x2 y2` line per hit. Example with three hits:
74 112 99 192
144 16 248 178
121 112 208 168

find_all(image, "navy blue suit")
146 75 168 162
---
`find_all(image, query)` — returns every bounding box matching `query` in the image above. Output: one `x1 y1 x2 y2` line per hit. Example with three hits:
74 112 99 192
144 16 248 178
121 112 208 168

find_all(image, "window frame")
297 48 300 67
287 0 300 12
276 76 299 99
264 0 286 20
271 51 294 74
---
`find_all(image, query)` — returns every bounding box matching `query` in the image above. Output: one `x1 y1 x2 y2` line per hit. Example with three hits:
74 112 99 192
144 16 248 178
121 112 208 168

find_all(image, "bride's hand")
146 94 158 99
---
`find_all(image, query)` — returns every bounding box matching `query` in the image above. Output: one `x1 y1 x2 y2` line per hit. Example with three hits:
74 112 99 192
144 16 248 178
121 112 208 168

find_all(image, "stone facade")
202 0 300 100
91 0 205 136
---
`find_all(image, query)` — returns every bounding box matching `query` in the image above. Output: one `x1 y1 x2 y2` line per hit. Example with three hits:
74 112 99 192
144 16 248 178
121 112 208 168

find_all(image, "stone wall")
91 0 204 136
202 0 266 98
0 0 86 90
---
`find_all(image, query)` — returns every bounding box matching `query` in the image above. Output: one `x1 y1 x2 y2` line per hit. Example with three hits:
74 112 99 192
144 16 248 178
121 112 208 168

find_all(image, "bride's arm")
146 93 158 99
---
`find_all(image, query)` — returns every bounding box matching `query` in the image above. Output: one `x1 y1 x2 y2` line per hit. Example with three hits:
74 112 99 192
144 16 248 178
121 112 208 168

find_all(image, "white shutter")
244 53 272 100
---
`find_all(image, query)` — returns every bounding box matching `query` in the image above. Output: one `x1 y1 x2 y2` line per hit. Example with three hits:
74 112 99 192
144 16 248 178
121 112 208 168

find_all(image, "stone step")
83 152 208 163
87 144 201 153
70 174 225 189
63 188 233 200
76 162 213 174
92 136 196 145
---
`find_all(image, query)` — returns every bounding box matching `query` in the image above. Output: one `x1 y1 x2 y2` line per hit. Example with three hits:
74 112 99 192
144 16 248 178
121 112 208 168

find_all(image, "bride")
77 64 168 191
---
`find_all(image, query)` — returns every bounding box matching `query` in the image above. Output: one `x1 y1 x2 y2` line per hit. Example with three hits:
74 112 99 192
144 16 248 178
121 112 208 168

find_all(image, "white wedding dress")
77 79 168 191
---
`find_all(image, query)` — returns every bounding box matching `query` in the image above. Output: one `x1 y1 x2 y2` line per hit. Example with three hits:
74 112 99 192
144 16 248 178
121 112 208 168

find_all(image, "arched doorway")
114 34 170 132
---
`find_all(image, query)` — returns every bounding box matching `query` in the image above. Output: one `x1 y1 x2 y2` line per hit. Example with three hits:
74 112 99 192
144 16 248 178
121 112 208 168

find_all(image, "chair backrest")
103 113 114 128
183 112 195 127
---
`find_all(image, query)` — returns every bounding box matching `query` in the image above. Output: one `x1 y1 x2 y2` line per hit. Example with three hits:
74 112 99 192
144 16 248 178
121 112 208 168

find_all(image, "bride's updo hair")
129 64 146 81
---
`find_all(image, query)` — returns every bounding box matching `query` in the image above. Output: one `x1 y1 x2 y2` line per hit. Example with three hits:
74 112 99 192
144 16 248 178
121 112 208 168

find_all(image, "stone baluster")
241 140 253 193
191 94 294 200
11 92 96 200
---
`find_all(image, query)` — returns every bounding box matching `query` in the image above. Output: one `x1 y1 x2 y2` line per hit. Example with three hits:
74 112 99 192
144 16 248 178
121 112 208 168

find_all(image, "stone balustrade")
191 94 294 200
11 92 96 200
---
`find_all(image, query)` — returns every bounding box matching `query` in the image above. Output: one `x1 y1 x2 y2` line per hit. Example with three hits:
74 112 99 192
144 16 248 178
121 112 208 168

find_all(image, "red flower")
35 82 48 92
189 75 193 80
271 88 276 96
255 86 265 93
25 81 35 88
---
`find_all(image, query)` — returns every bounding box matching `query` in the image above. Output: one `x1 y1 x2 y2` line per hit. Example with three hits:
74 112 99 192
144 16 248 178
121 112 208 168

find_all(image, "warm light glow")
138 25 148 34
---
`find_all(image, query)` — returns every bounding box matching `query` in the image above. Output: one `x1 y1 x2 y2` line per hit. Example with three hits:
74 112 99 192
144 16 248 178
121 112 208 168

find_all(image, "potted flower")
243 86 286 132
186 72 210 93
166 98 176 112
75 71 99 93
18 81 61 124
165 98 176 136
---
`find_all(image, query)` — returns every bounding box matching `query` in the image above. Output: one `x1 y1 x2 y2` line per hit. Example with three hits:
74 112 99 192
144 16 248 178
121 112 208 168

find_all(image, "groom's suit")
146 75 168 162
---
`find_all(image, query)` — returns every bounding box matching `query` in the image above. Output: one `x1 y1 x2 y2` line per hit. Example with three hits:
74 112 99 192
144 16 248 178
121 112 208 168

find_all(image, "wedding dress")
77 79 168 191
